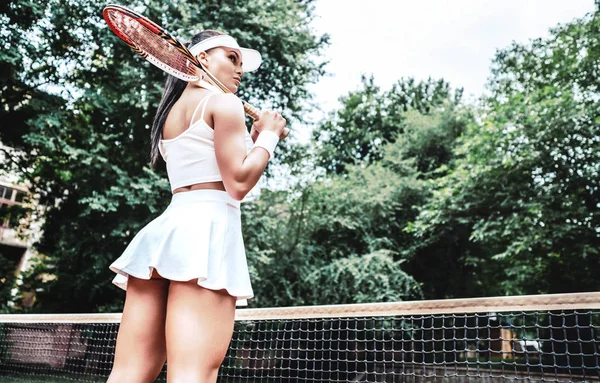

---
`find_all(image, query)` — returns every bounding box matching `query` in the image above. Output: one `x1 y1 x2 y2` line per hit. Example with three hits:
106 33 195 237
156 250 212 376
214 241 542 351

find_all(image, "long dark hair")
150 29 225 168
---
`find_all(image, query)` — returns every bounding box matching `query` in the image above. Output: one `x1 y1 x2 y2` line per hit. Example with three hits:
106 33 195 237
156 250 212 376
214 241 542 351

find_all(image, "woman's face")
199 47 244 93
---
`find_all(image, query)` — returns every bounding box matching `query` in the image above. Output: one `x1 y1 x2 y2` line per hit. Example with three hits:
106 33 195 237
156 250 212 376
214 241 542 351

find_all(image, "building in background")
0 144 41 308
0 178 31 266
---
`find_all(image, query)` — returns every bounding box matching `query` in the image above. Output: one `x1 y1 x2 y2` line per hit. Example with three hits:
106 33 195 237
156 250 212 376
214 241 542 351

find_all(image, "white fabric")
159 85 254 192
110 190 253 306
189 35 262 72
253 130 280 160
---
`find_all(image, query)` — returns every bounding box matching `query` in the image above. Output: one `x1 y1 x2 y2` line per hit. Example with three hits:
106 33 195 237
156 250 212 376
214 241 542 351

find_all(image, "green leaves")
412 9 600 296
2 0 598 312
314 75 463 175
247 7 600 306
305 250 422 304
1 0 327 312
243 105 466 306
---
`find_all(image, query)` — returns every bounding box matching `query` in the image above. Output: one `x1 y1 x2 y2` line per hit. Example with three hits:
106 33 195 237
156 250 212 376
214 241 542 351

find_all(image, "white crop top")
159 91 254 192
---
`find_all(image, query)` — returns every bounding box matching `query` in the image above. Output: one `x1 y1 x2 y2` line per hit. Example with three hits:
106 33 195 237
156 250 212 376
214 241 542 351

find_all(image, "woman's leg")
165 282 236 383
107 274 170 383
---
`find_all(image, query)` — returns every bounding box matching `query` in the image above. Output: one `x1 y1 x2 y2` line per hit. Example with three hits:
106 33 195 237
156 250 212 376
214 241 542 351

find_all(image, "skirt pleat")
109 190 253 306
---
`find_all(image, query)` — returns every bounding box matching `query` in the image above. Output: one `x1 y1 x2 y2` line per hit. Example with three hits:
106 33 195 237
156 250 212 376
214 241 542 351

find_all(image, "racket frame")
102 4 262 119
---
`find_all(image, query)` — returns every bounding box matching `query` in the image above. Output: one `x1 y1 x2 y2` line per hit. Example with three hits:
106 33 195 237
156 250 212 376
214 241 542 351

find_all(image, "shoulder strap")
199 93 214 123
158 141 166 160
189 93 215 128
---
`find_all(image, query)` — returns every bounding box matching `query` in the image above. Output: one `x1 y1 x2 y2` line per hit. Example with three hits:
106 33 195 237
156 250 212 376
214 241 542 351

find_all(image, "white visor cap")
189 35 262 72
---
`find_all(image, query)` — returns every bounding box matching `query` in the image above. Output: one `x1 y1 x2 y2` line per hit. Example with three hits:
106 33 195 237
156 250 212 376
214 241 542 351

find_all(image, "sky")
307 0 596 116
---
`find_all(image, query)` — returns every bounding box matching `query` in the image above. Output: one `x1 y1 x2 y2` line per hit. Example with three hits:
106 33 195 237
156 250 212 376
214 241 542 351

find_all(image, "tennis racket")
102 4 289 139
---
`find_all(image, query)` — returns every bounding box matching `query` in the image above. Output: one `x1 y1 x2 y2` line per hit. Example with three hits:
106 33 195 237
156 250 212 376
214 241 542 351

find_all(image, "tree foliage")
411 11 600 296
313 75 463 174
244 9 600 306
2 2 598 313
0 0 327 312
243 105 470 306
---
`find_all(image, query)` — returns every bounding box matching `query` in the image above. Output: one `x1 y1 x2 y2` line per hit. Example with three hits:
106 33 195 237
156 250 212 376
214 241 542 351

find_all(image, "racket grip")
242 102 261 121
243 102 289 140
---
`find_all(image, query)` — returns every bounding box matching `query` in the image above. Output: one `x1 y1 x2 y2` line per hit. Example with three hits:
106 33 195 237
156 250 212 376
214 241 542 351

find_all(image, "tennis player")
107 30 286 383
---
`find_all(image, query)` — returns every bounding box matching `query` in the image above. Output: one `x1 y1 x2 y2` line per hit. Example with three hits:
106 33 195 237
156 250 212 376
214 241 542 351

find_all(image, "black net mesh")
0 308 599 382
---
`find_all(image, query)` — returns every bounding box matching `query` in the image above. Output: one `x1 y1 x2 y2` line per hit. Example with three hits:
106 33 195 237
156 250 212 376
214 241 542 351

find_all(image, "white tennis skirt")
110 190 253 306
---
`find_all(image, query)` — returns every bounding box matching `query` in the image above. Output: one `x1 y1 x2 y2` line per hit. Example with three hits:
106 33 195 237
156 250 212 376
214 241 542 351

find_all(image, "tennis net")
0 292 599 382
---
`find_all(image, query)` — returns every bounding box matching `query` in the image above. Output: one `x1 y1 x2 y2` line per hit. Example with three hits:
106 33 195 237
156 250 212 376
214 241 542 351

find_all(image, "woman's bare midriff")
172 181 226 195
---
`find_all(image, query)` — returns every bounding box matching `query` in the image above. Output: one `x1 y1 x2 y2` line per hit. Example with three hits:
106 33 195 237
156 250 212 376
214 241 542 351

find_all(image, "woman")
107 30 286 383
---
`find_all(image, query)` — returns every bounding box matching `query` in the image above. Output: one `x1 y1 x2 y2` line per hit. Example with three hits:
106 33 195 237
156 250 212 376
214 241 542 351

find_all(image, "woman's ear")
197 51 209 67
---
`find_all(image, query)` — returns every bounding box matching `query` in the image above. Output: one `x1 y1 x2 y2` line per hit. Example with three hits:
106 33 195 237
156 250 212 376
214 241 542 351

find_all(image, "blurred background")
1 0 599 314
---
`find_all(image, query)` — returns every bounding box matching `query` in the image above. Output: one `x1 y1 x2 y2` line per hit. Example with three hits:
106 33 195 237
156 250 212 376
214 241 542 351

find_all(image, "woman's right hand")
253 110 287 137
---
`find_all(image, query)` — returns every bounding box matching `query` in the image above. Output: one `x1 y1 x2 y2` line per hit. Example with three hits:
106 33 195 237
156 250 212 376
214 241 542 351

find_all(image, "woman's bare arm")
212 93 278 200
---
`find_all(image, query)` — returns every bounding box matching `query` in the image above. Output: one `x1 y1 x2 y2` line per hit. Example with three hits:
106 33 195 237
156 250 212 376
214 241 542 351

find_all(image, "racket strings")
105 10 198 81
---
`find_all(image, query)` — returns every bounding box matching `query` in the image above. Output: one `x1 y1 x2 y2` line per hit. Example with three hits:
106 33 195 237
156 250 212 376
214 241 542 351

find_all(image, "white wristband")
253 130 280 160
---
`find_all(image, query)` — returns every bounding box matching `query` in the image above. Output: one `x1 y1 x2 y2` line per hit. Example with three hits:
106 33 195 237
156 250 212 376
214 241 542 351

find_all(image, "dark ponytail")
150 29 225 168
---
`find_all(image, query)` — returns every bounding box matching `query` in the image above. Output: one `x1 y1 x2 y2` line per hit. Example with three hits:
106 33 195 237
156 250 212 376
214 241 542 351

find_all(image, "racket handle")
243 102 289 140
242 102 261 121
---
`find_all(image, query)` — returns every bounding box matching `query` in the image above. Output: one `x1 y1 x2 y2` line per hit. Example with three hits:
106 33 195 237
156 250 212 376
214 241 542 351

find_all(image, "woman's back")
158 84 254 194
163 87 215 140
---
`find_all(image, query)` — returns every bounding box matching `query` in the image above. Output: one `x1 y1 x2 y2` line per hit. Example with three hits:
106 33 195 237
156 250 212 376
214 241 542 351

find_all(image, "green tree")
0 0 327 312
411 10 600 296
313 75 463 174
243 105 470 306
242 172 426 307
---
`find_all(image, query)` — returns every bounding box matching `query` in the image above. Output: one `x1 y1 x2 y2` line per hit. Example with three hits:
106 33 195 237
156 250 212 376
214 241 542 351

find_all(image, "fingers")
254 110 287 138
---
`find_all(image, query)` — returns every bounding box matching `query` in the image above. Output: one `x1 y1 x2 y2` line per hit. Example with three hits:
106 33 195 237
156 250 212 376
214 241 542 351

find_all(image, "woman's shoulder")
206 93 244 120
180 86 212 107
173 87 209 114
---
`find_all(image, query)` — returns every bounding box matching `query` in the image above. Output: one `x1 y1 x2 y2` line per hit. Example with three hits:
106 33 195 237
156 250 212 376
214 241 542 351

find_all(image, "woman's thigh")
108 274 170 383
165 282 236 383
